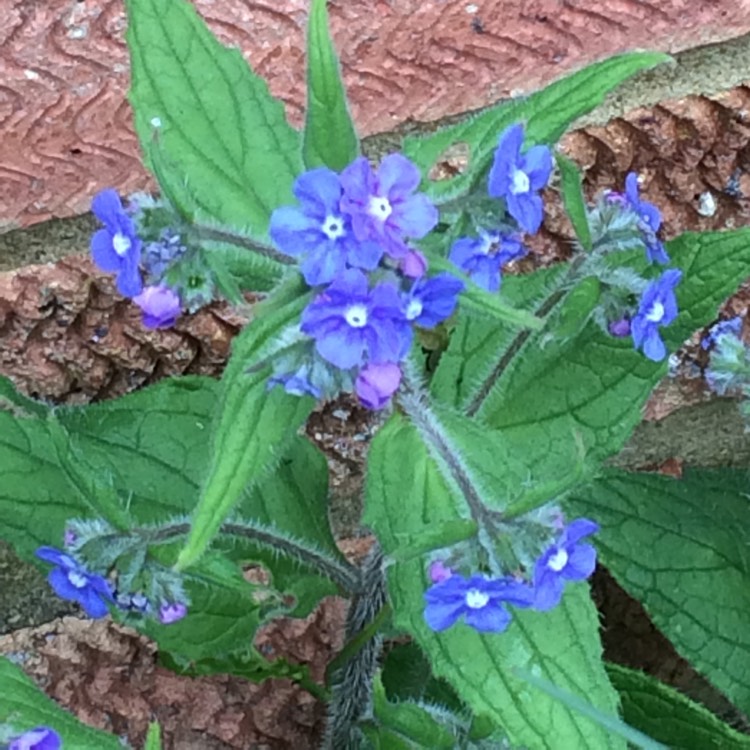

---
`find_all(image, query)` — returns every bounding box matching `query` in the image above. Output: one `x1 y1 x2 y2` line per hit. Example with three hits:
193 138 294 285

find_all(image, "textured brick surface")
1 0 749 228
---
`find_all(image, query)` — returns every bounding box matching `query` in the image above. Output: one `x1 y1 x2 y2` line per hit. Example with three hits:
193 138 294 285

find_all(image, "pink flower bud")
355 362 402 410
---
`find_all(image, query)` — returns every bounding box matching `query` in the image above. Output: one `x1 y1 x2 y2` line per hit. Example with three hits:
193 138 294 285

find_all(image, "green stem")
191 223 295 266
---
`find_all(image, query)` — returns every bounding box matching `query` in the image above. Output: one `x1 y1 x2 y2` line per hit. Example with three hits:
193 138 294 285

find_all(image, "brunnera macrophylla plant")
3 1 750 749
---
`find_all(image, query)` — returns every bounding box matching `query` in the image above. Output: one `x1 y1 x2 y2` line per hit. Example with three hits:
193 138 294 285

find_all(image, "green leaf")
303 0 359 170
144 722 162 750
607 663 750 750
569 468 750 712
126 0 302 237
556 152 592 250
0 657 122 749
403 52 670 203
364 413 623 750
177 279 316 570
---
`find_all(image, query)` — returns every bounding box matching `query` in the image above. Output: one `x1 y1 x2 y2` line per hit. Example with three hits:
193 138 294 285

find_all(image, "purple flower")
355 362 402 409
270 168 383 286
90 189 143 297
449 231 527 292
701 316 743 351
424 573 534 633
301 269 413 370
35 546 114 619
9 727 61 750
488 124 552 234
403 273 464 328
159 601 188 624
340 154 438 259
428 560 453 584
399 249 428 279
608 317 631 338
624 173 670 265
631 269 682 362
533 518 599 611
132 285 181 329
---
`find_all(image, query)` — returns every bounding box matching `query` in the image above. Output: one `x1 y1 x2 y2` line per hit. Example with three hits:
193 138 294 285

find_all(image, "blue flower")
132 284 182 329
404 273 464 328
270 168 383 286
701 316 743 351
301 269 412 370
533 518 599 611
488 124 552 234
424 573 534 633
90 189 143 297
268 366 322 399
449 231 527 292
36 546 114 619
159 601 188 624
631 269 682 361
624 173 670 265
9 727 61 750
340 154 438 259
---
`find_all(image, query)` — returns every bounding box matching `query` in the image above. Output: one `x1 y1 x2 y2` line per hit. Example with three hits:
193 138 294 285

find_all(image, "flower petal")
35 546 72 567
391 193 438 239
464 601 512 632
377 153 422 196
562 518 599 545
294 167 342 216
507 192 544 234
423 597 466 632
91 188 125 226
523 145 553 190
533 569 565 611
563 543 597 581
642 330 667 361
90 229 121 272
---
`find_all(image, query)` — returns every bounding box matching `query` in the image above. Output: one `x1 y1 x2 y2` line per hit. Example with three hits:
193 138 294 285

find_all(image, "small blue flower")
9 727 61 750
533 518 599 611
268 367 322 399
403 273 464 328
449 231 527 292
631 269 682 361
301 269 412 370
488 124 552 234
424 573 534 633
340 154 438 259
270 168 383 286
624 173 670 265
90 189 143 297
701 316 743 351
36 546 114 619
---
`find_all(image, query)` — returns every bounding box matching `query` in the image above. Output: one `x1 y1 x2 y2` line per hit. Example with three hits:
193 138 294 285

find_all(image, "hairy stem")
132 521 361 594
465 254 588 418
322 545 388 750
191 223 295 266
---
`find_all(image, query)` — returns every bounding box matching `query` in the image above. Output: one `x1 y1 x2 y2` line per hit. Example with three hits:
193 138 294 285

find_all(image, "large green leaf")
176 278 316 570
303 0 359 170
403 52 670 203
570 468 750 712
126 0 302 237
0 657 121 749
364 413 623 750
607 663 750 750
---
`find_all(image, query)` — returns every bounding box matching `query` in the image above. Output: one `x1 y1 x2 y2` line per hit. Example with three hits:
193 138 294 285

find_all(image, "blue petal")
562 518 599 545
642 330 667 361
467 258 501 292
36 546 73 567
346 238 384 272
423 598 466 632
392 193 438 239
300 242 346 286
625 173 640 206
523 145 553 190
91 189 125 226
78 587 110 618
464 601 512 633
294 167 342 216
630 316 648 349
646 238 669 265
315 325 366 369
639 203 662 232
449 236 483 269
115 245 143 298
377 153 421 196
507 192 543 234
48 567 83 602
269 206 320 257
563 543 597 581
533 569 565 611
340 157 374 207
90 229 121 273
488 124 524 201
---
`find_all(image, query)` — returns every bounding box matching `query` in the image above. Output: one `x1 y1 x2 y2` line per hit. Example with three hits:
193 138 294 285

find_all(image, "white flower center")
465 588 490 609
321 215 345 240
112 232 132 256
510 168 530 195
405 298 423 321
646 301 665 323
68 571 88 588
642 213 652 225
368 195 392 222
345 304 368 328
547 548 569 572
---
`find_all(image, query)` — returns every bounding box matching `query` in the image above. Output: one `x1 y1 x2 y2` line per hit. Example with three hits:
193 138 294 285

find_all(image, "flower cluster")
449 124 552 292
90 190 183 330
423 518 598 634
36 537 188 626
268 156 464 409
703 316 749 396
7 727 61 750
